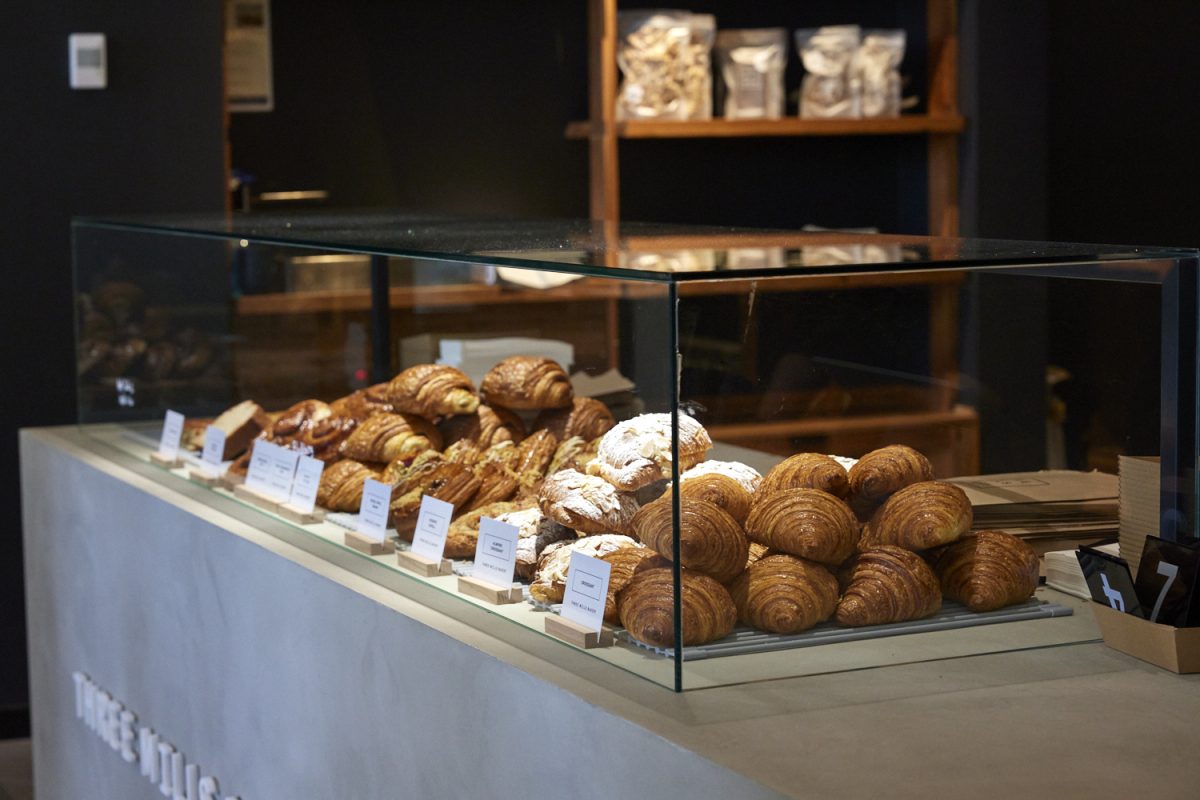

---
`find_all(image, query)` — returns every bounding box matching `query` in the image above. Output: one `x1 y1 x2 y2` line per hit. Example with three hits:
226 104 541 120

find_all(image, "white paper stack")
946 470 1119 548
436 337 575 386
1044 542 1119 599
1118 455 1159 577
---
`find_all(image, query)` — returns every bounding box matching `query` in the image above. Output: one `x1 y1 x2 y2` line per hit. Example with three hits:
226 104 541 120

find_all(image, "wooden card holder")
187 468 222 487
544 614 613 649
149 452 182 468
343 531 395 556
396 550 453 577
457 576 523 605
278 503 323 525
233 483 281 512
220 472 245 489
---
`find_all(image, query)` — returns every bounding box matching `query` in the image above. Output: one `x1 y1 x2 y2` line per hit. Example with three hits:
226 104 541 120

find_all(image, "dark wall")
0 1 226 732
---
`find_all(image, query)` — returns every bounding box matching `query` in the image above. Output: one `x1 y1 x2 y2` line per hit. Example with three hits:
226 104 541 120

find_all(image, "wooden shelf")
565 114 965 140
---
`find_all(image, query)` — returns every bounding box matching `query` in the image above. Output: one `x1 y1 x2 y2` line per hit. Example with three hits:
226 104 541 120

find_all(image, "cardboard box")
1091 602 1200 673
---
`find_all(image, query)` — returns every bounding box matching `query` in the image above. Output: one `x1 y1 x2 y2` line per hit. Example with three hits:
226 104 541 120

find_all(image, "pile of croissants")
190 358 1041 654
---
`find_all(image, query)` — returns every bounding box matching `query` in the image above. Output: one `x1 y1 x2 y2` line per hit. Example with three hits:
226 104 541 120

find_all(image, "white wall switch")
69 33 107 89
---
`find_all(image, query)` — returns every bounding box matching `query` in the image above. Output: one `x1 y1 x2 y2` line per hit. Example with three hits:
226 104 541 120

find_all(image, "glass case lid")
74 210 1198 283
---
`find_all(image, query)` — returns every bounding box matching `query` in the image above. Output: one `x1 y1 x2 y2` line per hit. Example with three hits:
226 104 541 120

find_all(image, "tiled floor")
0 739 32 800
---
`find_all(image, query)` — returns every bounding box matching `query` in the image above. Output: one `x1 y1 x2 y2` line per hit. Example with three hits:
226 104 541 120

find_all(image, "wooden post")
588 0 619 224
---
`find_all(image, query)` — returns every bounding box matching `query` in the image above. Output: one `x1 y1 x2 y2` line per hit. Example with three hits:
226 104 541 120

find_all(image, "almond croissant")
538 469 639 535
928 530 1039 612
835 545 942 626
631 496 748 584
744 488 859 566
728 554 839 634
860 481 972 551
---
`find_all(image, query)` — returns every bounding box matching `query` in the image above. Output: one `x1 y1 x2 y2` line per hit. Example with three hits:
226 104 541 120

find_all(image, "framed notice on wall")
225 0 274 112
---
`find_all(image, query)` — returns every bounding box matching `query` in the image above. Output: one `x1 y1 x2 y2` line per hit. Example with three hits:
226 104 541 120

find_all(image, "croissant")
600 546 662 623
340 412 442 464
295 415 358 462
680 460 762 495
390 462 481 538
835 545 942 626
438 404 525 449
755 453 849 501
631 496 748 584
587 413 712 491
481 356 573 410
532 397 616 441
445 499 532 561
538 469 640 535
381 449 442 485
316 460 379 512
496 506 575 581
467 460 520 510
728 554 839 634
678 473 753 526
617 567 736 647
530 534 641 605
929 530 1039 612
744 488 859 566
328 383 394 422
269 399 333 442
386 364 479 419
860 481 972 551
847 445 934 505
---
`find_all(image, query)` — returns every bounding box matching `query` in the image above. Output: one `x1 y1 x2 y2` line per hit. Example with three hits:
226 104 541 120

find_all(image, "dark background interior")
1 0 1198 734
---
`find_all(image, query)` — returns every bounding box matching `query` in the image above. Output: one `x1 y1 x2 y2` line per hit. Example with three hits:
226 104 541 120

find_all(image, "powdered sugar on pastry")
680 460 763 494
538 469 640 534
530 534 643 604
587 413 712 491
828 454 859 472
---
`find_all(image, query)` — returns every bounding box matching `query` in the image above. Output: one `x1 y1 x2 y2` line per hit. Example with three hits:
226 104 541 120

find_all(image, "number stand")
543 615 613 649
457 576 523 605
232 483 281 512
396 550 452 577
343 531 394 556
187 469 222 487
278 504 323 525
149 452 182 468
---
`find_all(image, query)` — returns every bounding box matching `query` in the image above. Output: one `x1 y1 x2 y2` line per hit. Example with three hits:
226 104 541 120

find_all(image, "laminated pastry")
340 412 442 464
467 460 521 510
678 473 753 526
532 397 616 441
329 383 394 422
587 413 713 491
538 469 640 535
389 461 481 538
386 364 479 419
755 453 849 500
546 435 599 476
847 445 934 505
728 554 839 635
209 399 271 460
494 506 576 581
599 546 662 623
439 404 525 449
480 356 574 410
268 399 333 442
617 567 737 648
744 488 859 566
381 449 443 486
631 496 749 584
860 481 972 551
530 534 642 605
295 415 358 462
444 500 532 560
442 439 483 467
928 530 1039 612
316 460 380 512
836 545 942 626
513 429 559 495
679 460 763 495
746 541 771 569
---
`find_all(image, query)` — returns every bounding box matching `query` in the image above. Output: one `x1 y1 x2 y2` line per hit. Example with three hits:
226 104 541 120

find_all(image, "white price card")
560 551 612 632
411 495 454 562
201 427 226 475
263 442 300 501
287 455 324 514
472 517 520 589
243 440 275 494
158 410 184 458
356 479 392 543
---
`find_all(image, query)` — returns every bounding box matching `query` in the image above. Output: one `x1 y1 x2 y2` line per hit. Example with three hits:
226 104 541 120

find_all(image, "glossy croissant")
600 546 663 623
533 396 616 441
847 445 934 505
386 364 479 419
438 403 526 449
631 496 749 584
339 412 442 464
617 567 737 648
929 530 1039 612
481 356 574 410
678 473 754 526
316 460 379 512
755 453 849 500
728 554 839 635
860 481 972 551
835 545 942 626
744 488 859 566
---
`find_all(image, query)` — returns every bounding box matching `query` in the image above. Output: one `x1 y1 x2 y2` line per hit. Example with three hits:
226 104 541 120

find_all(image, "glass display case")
72 212 1199 691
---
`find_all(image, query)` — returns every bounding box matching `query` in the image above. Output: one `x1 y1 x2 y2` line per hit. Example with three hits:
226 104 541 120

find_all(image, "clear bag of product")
715 28 787 119
617 11 716 121
854 30 906 118
795 25 862 119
